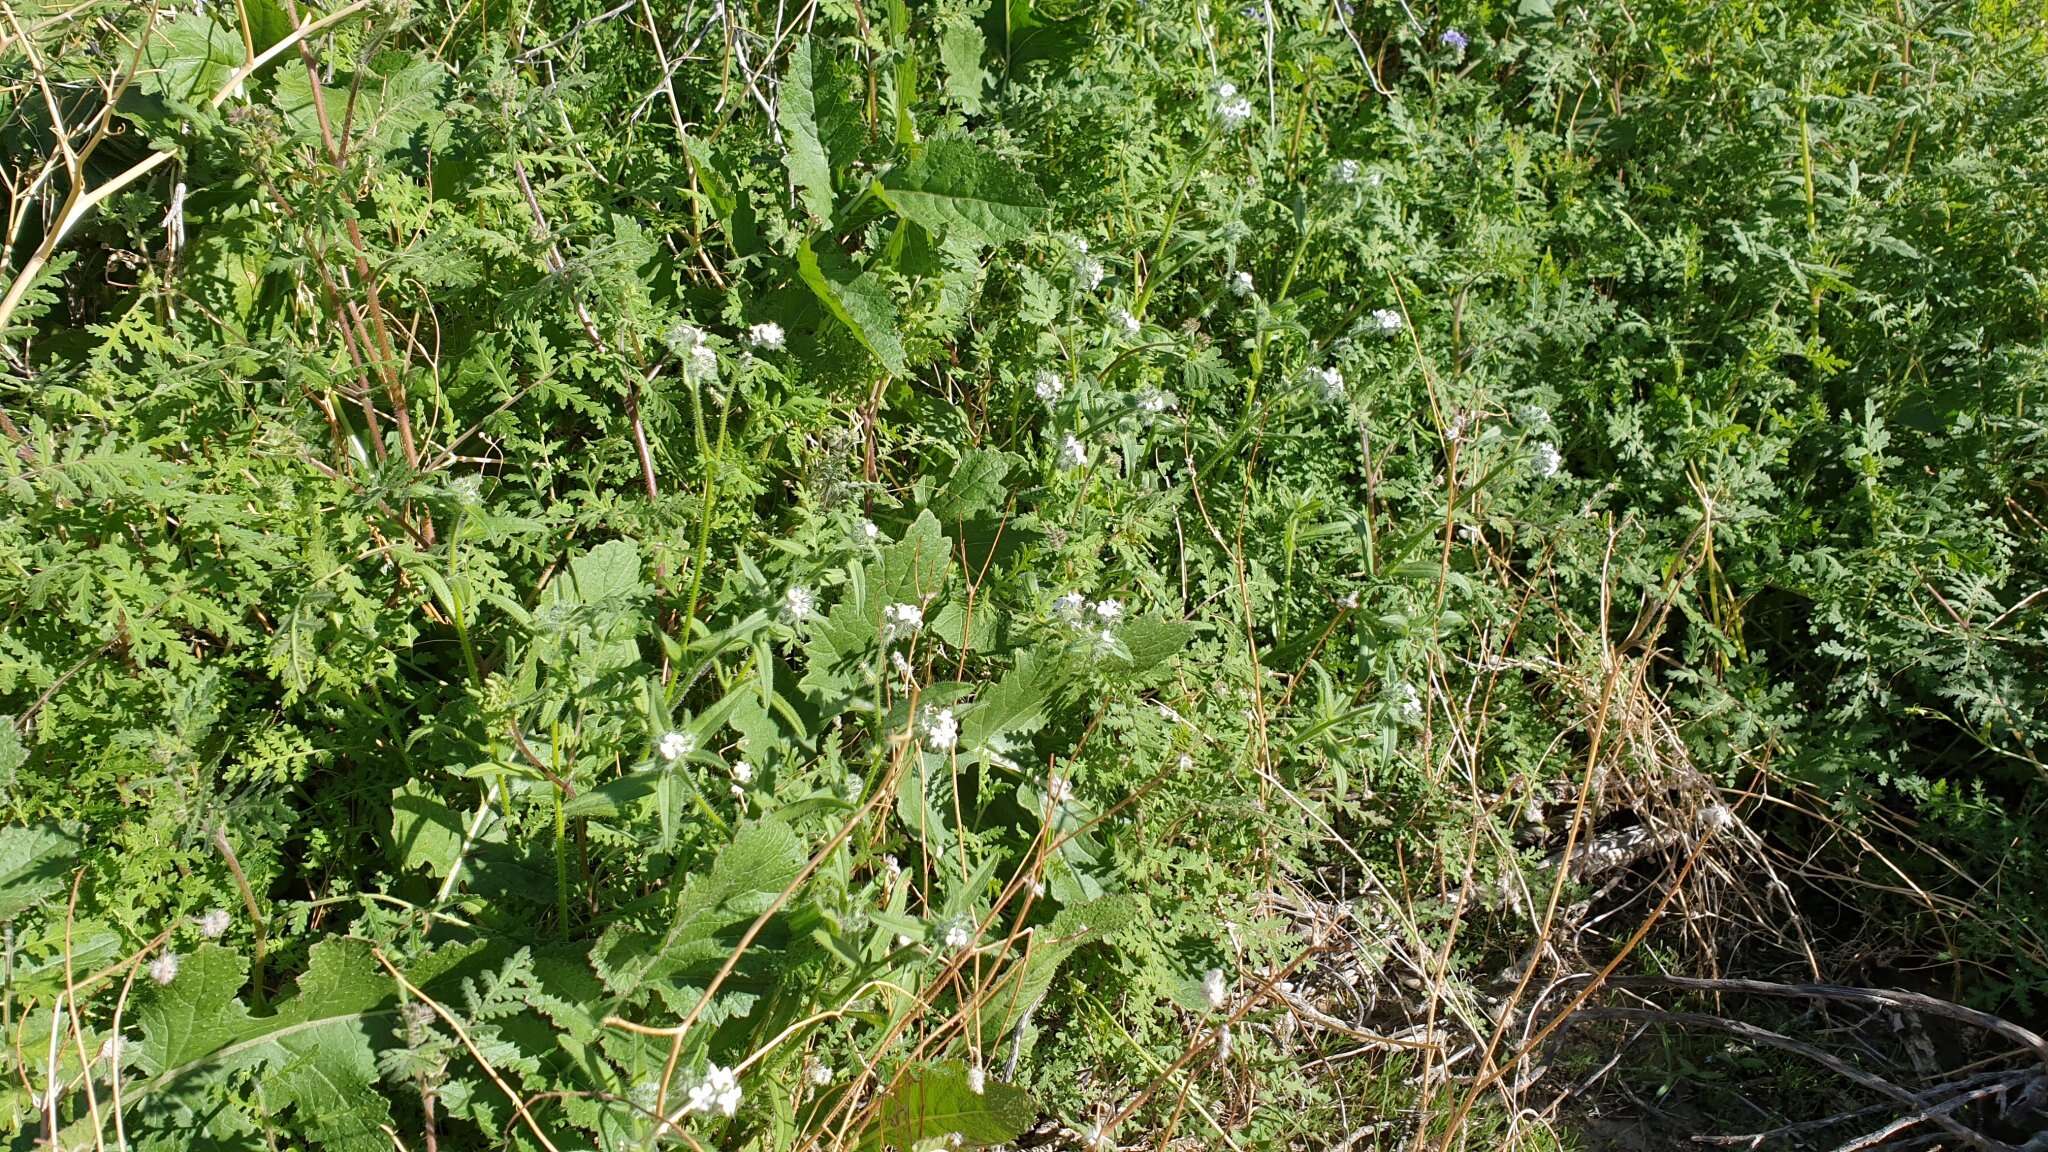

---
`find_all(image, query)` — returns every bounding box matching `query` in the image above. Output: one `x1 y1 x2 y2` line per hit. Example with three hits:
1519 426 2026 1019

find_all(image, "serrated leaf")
960 652 1054 751
779 39 860 223
139 16 241 107
872 1059 1037 1149
939 19 989 114
592 819 807 994
799 235 908 376
125 940 398 1151
390 781 462 877
929 447 1012 521
879 139 1048 248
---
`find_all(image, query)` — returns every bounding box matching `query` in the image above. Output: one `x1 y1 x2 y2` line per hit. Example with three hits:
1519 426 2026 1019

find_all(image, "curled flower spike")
1053 591 1088 625
1331 158 1363 185
1047 776 1075 805
1516 402 1552 430
807 1061 833 1086
1229 270 1255 297
881 602 923 643
688 340 718 382
941 917 974 951
747 321 785 350
1439 27 1469 55
659 730 696 762
1034 370 1066 403
1372 308 1404 335
1113 308 1141 334
1137 388 1178 415
1531 441 1563 478
1091 599 1123 622
149 952 180 986
1215 94 1254 129
1074 255 1105 291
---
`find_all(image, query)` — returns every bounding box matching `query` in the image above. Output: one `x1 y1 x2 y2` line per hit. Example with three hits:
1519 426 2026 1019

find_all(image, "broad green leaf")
0 824 78 921
799 235 908 376
125 940 398 1151
389 781 463 877
871 1059 1037 1149
591 819 807 994
960 652 1054 751
779 39 859 223
929 447 1013 521
939 18 989 114
879 139 1049 248
139 16 241 107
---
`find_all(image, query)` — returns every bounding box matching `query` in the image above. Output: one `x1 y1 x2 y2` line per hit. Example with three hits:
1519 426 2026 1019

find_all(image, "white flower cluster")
667 323 718 381
1229 270 1255 298
659 730 696 762
1136 387 1178 416
1371 307 1404 335
1112 307 1141 335
1306 365 1345 403
920 706 959 751
1074 252 1105 291
1390 681 1423 726
940 916 975 951
1531 441 1563 479
1060 434 1088 469
1034 369 1066 404
1331 158 1363 185
782 585 815 622
196 908 231 939
680 1063 742 1118
746 321 785 350
1212 81 1253 128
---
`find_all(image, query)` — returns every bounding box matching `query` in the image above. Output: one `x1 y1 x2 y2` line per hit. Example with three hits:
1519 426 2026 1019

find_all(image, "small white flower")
896 933 915 949
1201 967 1228 1010
860 519 882 544
149 952 180 986
1082 1122 1114 1151
1060 434 1088 469
1702 803 1735 833
1047 776 1075 805
1215 1024 1233 1061
1367 169 1385 187
1523 797 1546 825
921 707 959 751
884 854 902 876
783 585 816 622
688 340 718 382
1213 81 1238 100
1372 308 1404 335
1307 365 1345 403
1074 255 1105 291
1391 681 1423 726
683 1062 742 1117
1339 591 1360 609
1030 879 1047 897
1113 308 1141 334
1332 158 1363 185
731 761 753 785
660 730 696 762
967 1064 986 1095
1531 441 1563 479
891 650 914 680
1229 270 1255 297
196 908 231 939
729 783 745 799
1034 370 1066 404
1215 95 1254 129
1137 388 1177 415
1178 753 1194 772
747 321 785 350
882 602 923 642
1071 236 1090 255
1092 599 1123 622
1093 627 1119 656
1053 591 1088 625
1459 524 1480 544
942 917 973 950
807 1061 833 1086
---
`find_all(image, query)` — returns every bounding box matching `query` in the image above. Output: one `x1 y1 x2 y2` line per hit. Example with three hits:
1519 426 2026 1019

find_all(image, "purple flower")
1439 28 1469 53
